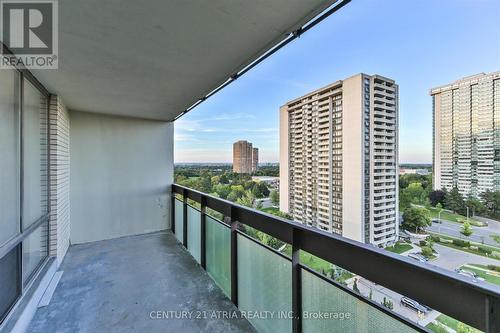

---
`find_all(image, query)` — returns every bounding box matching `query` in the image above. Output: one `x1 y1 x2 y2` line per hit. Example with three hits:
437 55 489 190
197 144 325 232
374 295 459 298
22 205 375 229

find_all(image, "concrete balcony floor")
28 231 256 333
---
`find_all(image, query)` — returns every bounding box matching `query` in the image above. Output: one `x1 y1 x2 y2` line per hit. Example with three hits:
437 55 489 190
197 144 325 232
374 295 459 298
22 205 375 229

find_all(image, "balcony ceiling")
30 0 339 121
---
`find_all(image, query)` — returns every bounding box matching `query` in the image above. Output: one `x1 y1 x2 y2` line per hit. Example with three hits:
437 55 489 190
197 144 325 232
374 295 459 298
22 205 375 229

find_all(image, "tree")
227 185 245 202
445 187 465 214
460 221 473 238
381 297 394 310
213 183 231 199
353 278 360 293
219 173 229 184
465 196 485 216
196 173 212 193
402 206 431 234
270 190 279 206
237 191 257 208
480 190 500 218
251 181 269 198
428 190 446 207
400 182 428 210
421 246 433 258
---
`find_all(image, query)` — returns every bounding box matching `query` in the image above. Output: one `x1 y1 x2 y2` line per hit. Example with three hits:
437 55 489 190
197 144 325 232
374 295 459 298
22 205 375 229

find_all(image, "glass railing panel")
174 198 183 243
237 233 292 333
187 205 201 263
206 216 231 297
301 268 421 333
0 245 20 323
22 221 48 284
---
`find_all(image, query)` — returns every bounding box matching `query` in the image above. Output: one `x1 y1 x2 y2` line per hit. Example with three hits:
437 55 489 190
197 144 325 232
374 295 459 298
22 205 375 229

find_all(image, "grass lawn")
261 207 280 215
426 314 481 333
491 234 500 244
282 246 354 282
385 242 413 254
429 232 500 259
425 322 448 333
427 206 481 225
461 264 500 286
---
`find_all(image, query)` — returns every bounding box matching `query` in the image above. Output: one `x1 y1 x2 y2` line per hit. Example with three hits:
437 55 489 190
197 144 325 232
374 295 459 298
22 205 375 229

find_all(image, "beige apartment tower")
280 73 399 246
233 140 258 174
432 71 500 196
252 147 259 172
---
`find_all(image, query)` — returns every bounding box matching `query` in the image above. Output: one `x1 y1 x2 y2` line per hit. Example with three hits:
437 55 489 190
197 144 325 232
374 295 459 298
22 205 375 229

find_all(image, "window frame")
0 42 51 326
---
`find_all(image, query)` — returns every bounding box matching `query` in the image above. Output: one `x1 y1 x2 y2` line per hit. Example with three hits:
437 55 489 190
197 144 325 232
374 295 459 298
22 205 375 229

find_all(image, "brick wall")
48 96 70 264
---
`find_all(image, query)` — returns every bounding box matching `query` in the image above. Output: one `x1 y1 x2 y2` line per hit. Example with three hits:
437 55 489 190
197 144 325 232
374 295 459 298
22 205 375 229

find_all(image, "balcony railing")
172 184 499 333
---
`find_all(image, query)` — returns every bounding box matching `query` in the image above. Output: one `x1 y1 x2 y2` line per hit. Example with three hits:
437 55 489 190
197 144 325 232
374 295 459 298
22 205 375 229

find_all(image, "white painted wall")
341 74 364 243
433 94 441 190
279 105 290 213
69 111 173 244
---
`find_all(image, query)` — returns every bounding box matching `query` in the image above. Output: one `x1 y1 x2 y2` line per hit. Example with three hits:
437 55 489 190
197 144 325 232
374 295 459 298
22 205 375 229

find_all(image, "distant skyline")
174 0 500 164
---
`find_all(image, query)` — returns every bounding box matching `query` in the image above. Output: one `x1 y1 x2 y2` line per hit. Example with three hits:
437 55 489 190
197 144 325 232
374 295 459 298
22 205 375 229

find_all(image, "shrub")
421 246 433 258
430 235 440 242
419 240 427 247
452 239 470 247
487 264 500 272
478 246 492 255
491 251 500 260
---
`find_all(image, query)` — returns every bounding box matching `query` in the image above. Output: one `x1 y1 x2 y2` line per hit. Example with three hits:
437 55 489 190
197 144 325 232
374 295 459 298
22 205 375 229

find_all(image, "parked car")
400 297 429 314
415 252 429 261
454 268 485 282
408 253 427 263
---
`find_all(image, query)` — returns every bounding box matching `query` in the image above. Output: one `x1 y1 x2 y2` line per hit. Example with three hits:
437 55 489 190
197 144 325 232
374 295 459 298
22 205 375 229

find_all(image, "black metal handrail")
172 184 499 333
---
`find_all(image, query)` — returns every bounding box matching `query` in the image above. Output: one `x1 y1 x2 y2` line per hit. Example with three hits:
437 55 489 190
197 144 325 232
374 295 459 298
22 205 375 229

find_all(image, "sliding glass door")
0 69 49 324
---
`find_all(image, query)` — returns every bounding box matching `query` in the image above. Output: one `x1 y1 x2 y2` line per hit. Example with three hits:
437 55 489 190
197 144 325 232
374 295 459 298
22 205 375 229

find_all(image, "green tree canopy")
445 187 465 214
428 189 446 207
270 190 279 206
460 221 473 238
402 206 431 234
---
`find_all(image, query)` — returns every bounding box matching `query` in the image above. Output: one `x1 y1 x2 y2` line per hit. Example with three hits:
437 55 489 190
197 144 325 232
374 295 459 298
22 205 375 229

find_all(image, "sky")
174 0 500 164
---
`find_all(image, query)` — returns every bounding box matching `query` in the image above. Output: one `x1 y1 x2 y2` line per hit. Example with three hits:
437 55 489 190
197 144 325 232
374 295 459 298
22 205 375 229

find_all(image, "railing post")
228 207 238 306
487 295 499 333
292 228 302 333
200 195 207 269
182 189 188 248
171 188 175 234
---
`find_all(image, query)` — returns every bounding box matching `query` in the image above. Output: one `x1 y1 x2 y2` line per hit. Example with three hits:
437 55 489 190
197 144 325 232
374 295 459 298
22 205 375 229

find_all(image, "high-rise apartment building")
280 73 399 246
432 71 500 196
252 148 259 172
233 140 258 174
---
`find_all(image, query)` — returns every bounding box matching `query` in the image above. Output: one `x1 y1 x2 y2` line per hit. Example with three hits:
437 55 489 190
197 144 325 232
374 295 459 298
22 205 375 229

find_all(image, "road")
348 278 439 327
426 219 500 246
430 243 500 271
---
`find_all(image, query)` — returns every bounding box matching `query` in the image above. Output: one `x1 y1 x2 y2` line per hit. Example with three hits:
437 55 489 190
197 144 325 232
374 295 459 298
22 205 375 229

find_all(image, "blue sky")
175 0 500 164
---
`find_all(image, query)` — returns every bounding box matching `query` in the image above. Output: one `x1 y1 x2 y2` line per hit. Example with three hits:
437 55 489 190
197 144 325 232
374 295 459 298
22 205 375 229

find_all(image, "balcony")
157 184 497 333
0 1 499 332
27 231 256 333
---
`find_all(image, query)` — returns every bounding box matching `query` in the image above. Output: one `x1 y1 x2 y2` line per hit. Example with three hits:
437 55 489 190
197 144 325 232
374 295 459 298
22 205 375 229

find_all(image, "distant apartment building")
432 71 500 196
233 140 258 173
280 73 399 246
399 168 430 176
252 147 259 172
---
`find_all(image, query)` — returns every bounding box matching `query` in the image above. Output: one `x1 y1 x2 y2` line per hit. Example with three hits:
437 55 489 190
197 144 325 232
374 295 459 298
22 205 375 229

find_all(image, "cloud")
174 133 201 142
